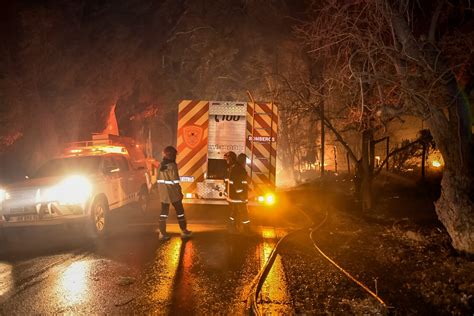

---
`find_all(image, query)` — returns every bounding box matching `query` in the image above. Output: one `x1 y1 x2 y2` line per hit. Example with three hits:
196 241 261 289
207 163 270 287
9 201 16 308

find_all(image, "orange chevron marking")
179 143 208 175
178 101 209 129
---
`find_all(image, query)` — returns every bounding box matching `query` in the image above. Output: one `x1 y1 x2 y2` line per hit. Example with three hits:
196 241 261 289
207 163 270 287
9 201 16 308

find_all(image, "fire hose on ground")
246 203 387 315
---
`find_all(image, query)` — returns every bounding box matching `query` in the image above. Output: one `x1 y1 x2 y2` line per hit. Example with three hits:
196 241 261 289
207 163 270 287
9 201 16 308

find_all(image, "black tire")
137 186 149 214
87 196 110 239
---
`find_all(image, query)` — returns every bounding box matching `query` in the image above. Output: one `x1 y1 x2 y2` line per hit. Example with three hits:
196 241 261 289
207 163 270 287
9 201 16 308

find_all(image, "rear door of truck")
245 102 278 201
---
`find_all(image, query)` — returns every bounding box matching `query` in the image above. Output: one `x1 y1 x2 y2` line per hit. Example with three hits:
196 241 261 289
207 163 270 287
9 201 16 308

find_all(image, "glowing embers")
58 261 91 305
0 263 13 297
428 151 444 169
431 160 442 168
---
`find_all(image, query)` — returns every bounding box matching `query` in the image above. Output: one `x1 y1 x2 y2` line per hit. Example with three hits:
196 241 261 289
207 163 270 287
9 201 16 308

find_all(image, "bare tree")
296 0 474 254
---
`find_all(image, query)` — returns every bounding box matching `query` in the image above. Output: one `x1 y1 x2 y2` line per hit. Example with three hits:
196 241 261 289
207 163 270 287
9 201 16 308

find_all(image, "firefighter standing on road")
224 151 250 233
157 146 192 241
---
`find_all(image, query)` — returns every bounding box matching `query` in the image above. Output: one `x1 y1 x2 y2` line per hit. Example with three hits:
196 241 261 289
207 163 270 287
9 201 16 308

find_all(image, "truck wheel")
87 196 110 239
137 186 149 214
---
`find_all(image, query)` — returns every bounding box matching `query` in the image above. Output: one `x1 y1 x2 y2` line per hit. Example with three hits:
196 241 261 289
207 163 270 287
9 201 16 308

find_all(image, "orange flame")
103 104 119 135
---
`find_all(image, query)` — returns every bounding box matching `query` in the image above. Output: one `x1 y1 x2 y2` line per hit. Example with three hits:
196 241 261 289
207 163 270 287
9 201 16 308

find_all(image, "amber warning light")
257 193 276 206
66 145 128 156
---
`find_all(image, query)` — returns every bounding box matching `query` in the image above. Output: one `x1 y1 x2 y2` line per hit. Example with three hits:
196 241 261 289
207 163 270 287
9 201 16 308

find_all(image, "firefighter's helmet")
163 146 178 160
224 151 237 164
237 153 247 166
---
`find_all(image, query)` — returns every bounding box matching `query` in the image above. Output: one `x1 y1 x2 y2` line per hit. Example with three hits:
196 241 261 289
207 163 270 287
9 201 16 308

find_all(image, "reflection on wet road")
148 238 182 304
258 227 292 314
0 204 298 314
57 260 90 305
134 225 288 314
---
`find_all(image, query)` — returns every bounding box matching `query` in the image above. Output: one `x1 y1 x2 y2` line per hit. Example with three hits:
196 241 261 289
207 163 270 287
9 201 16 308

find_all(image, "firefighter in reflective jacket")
157 146 192 240
224 151 250 232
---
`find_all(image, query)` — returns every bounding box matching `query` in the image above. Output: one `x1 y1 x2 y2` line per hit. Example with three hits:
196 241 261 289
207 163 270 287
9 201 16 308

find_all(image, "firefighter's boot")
242 220 256 237
159 220 170 241
228 217 238 234
181 229 193 239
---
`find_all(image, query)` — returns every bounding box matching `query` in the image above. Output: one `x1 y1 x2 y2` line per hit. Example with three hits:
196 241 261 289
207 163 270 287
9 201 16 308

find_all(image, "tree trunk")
421 105 474 254
435 169 474 254
361 174 373 211
361 130 374 211
354 160 362 199
383 0 474 253
423 61 474 254
320 102 325 177
421 143 426 180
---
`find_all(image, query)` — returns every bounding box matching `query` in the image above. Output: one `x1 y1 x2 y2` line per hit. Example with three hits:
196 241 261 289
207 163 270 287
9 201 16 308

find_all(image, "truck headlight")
45 176 92 205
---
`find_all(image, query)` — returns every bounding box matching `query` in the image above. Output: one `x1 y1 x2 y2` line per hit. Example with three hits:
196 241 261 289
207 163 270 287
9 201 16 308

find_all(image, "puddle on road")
138 236 202 313
135 226 293 314
257 227 292 314
57 260 91 305
259 255 292 314
149 238 182 303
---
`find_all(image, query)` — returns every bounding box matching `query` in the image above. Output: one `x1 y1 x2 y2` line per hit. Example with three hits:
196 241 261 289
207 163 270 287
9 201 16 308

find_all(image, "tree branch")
374 138 421 176
429 0 444 43
318 110 359 162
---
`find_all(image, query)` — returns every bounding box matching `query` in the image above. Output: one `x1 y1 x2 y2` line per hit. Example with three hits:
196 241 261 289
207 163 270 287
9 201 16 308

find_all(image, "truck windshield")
33 156 102 178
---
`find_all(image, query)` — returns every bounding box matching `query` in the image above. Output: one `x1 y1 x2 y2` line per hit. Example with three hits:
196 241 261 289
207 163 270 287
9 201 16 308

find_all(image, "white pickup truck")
0 134 150 238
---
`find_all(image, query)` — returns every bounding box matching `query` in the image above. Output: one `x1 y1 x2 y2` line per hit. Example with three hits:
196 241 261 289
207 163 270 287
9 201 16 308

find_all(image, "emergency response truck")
176 100 278 205
0 134 151 238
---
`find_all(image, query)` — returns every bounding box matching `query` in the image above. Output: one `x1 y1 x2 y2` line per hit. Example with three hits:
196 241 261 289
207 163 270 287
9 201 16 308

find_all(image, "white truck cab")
0 134 150 238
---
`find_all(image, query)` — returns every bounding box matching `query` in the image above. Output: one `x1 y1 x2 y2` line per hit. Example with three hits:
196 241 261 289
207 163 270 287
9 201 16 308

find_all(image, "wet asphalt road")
0 200 301 314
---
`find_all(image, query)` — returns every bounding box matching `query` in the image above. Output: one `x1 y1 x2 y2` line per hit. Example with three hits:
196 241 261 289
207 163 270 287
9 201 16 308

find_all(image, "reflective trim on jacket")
225 163 248 202
157 162 183 203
